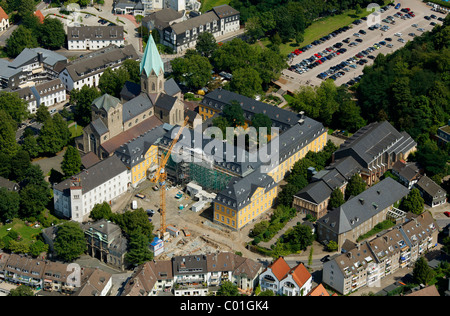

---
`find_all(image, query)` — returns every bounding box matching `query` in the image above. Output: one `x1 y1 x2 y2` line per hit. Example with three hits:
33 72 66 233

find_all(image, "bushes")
250 205 296 243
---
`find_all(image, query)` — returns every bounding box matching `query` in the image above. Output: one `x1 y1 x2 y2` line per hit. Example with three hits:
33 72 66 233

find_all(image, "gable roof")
92 94 121 112
0 7 8 21
308 284 331 296
416 175 446 197
67 25 124 41
140 34 164 76
266 257 291 281
288 263 311 288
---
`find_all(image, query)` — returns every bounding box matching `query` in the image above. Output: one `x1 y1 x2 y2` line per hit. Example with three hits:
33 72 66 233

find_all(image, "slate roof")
164 78 181 96
416 175 446 198
54 155 128 194
334 121 417 167
295 180 333 205
154 93 177 112
122 93 153 123
317 177 410 235
10 47 66 68
90 118 109 136
142 8 183 29
169 11 218 35
210 4 240 18
67 26 124 41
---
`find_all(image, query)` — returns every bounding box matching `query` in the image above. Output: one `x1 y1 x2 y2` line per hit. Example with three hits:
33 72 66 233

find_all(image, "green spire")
140 34 164 76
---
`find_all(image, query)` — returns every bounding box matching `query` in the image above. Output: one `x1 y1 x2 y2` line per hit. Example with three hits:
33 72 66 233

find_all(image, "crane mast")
150 117 189 237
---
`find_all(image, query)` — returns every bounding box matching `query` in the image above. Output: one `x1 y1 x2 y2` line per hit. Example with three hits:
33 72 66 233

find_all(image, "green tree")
400 188 424 215
54 222 87 262
112 208 154 237
0 91 28 123
327 240 339 252
122 59 141 84
29 240 49 257
19 184 49 219
61 145 82 178
345 174 367 200
282 223 314 252
413 256 435 286
71 85 102 126
39 18 66 49
222 100 245 128
5 25 38 58
99 67 130 97
229 67 263 99
35 105 51 124
90 202 113 221
10 149 32 181
125 227 153 266
0 187 20 223
22 135 41 158
195 32 217 57
217 281 240 296
0 110 20 157
8 285 34 296
329 189 345 209
171 52 213 90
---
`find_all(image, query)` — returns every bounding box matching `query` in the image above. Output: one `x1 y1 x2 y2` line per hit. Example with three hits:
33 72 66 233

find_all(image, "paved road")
275 0 446 92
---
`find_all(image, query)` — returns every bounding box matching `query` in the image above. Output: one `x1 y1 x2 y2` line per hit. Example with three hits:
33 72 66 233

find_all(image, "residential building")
59 44 138 91
0 6 9 31
67 26 125 51
259 257 312 296
15 78 66 114
53 155 130 222
74 36 184 159
121 252 262 296
316 177 410 251
436 120 450 146
83 219 128 271
415 175 447 207
0 48 67 90
333 121 417 185
73 268 113 296
162 5 240 53
141 8 184 40
113 0 163 15
323 212 438 295
0 176 20 192
391 160 421 189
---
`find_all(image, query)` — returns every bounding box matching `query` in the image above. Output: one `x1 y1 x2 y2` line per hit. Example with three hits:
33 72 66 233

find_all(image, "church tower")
140 34 165 95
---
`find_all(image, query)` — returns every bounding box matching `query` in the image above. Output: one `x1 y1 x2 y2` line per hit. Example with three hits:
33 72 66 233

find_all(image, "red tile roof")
34 10 45 23
289 263 311 288
308 284 330 296
0 7 8 21
267 257 291 281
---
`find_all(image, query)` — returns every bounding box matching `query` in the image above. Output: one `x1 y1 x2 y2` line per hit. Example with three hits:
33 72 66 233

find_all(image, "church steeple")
140 34 165 95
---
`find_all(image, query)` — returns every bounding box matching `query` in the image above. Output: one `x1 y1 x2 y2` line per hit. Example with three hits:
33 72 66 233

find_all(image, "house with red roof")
34 10 45 24
259 257 313 296
0 6 9 32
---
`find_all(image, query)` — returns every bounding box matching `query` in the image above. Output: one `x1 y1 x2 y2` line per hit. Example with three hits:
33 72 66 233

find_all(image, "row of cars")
289 46 348 75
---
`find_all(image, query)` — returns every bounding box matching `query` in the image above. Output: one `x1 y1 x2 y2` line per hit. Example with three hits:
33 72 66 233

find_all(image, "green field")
0 219 42 244
256 5 386 56
200 0 231 13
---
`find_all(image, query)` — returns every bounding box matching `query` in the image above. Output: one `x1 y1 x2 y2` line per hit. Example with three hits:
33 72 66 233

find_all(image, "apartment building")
53 155 129 222
67 26 125 51
316 177 410 251
162 5 240 53
15 78 66 114
59 44 138 91
0 253 112 296
323 212 438 295
259 257 312 296
121 252 262 296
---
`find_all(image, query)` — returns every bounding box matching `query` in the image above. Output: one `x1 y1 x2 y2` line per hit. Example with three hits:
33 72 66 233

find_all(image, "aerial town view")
0 0 448 304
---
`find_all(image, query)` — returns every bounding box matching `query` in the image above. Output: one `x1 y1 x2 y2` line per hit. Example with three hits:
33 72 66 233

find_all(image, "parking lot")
276 0 447 91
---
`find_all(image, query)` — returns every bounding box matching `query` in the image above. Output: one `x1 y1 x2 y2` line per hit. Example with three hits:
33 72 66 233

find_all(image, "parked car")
444 211 450 217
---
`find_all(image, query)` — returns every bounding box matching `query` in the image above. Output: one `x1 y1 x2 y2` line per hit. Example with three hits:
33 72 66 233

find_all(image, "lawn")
256 4 387 56
200 0 230 13
68 122 83 139
0 219 42 244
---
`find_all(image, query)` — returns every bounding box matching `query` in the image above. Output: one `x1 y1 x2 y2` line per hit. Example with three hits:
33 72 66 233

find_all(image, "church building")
75 35 184 159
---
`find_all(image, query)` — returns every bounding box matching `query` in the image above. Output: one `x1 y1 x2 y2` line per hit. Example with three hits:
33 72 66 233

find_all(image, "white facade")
59 68 107 91
0 17 9 32
53 166 130 222
68 38 125 51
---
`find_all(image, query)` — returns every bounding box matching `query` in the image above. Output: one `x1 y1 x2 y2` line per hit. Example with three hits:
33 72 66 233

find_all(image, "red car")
444 211 450 217
405 7 410 11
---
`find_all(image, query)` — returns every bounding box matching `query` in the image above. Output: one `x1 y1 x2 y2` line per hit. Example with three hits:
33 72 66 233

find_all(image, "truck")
131 200 138 210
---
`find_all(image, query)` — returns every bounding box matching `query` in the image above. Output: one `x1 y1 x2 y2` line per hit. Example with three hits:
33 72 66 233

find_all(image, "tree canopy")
54 222 87 262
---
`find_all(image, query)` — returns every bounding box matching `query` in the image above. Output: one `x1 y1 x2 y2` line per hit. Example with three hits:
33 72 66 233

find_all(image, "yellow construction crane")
150 117 189 238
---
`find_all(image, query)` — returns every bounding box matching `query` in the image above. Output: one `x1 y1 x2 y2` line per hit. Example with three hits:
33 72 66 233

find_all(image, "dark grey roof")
0 59 22 79
154 93 177 112
416 175 446 198
67 26 124 41
123 93 153 123
327 156 361 180
164 78 181 97
169 11 218 35
90 118 109 136
0 176 19 192
120 81 141 101
201 89 302 131
142 8 183 29
63 44 138 81
209 4 240 18
172 255 208 276
215 168 277 209
295 180 332 205
10 48 66 69
334 121 416 167
54 155 127 194
114 125 167 168
317 177 410 235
